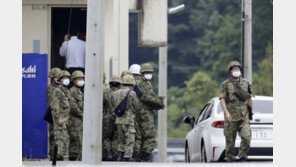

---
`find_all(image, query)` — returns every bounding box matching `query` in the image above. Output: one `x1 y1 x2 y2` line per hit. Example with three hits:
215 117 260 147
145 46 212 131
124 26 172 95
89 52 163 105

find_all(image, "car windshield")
217 99 273 114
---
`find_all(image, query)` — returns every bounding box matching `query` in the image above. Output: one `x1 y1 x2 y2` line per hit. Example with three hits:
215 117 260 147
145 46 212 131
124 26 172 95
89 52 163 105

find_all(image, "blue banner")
22 54 48 158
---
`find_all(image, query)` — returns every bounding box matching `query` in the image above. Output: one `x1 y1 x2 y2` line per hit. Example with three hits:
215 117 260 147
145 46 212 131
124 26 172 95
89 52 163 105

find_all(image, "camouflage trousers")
117 124 136 158
103 111 116 153
111 126 119 157
68 117 83 160
53 123 69 159
133 121 142 161
224 116 251 161
48 123 54 158
139 109 156 158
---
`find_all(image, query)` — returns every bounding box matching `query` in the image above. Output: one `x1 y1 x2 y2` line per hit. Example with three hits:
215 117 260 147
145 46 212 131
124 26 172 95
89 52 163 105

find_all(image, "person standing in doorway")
59 28 86 75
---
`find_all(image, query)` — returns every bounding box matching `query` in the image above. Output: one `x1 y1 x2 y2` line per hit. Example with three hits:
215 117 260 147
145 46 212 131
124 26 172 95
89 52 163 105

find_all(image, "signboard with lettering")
22 54 48 158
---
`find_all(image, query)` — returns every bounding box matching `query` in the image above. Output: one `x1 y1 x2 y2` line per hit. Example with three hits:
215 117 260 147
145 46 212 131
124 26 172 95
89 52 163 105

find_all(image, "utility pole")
158 2 185 163
82 0 105 164
158 46 168 162
242 0 252 83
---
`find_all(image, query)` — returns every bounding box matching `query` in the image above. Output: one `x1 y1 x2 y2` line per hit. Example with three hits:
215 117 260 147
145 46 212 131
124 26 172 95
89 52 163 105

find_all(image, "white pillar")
244 0 252 83
158 46 168 162
104 0 129 80
82 0 105 164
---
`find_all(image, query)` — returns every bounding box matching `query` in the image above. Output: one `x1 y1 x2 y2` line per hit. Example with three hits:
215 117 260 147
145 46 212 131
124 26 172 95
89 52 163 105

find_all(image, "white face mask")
77 80 85 87
62 78 70 86
232 71 241 78
144 74 153 80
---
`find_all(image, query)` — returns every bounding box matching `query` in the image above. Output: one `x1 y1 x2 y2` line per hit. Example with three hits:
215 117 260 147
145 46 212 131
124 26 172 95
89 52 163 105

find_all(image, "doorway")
51 7 87 69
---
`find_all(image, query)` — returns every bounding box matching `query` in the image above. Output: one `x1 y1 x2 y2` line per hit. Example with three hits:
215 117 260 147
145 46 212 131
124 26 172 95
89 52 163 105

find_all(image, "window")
202 103 213 121
195 104 210 125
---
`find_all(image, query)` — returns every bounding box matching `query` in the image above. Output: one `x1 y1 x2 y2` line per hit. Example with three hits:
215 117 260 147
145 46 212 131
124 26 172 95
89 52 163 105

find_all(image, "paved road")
23 161 273 167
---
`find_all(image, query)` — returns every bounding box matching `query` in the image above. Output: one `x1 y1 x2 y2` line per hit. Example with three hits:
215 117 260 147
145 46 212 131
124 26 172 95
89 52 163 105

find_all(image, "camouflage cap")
71 70 84 81
49 67 61 78
140 63 154 73
227 61 242 72
122 75 135 86
59 70 71 79
109 75 122 84
121 70 133 78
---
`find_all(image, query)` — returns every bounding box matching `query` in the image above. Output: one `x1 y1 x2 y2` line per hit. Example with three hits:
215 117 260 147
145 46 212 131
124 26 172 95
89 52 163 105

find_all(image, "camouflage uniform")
102 75 121 159
137 63 164 160
133 76 143 161
51 84 71 159
46 84 55 158
219 61 252 161
110 76 141 160
47 67 62 159
68 86 84 160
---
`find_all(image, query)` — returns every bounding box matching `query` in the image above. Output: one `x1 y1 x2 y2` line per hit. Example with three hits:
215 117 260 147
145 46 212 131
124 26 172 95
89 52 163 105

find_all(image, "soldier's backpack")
113 90 131 117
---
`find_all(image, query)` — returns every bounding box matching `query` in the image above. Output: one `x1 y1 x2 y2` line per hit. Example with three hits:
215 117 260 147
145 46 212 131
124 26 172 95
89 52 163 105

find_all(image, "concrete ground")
22 161 273 167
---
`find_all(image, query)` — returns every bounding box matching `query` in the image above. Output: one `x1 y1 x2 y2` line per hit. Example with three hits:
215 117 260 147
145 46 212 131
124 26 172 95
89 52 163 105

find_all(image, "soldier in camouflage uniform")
137 63 165 161
129 64 143 161
51 70 71 160
110 71 134 159
219 61 253 162
47 67 62 160
110 75 141 162
103 75 123 160
102 75 119 161
68 70 84 161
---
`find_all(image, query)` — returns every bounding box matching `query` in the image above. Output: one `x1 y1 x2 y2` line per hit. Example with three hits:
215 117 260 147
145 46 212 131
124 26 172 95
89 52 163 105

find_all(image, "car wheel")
201 142 207 163
185 145 190 163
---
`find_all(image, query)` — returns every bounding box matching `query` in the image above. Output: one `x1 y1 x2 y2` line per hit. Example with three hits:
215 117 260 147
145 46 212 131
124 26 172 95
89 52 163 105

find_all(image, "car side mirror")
183 116 195 128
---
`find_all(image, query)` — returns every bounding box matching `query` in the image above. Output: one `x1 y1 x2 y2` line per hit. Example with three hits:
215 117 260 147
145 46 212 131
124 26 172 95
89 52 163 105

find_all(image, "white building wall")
22 5 49 54
22 1 129 81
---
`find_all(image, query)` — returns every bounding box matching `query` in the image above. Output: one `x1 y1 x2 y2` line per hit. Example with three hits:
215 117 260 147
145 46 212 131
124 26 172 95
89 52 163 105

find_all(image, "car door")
196 102 214 161
191 104 210 161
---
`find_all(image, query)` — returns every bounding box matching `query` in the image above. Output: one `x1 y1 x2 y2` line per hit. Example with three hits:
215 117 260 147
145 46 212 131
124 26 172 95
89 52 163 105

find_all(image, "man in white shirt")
59 29 86 75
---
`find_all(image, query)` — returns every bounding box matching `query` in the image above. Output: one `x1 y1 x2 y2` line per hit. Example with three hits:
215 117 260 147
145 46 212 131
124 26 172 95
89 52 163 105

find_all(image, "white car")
183 96 273 162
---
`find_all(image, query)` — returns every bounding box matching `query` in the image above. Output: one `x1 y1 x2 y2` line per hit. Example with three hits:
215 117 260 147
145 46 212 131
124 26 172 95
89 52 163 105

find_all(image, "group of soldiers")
46 63 165 162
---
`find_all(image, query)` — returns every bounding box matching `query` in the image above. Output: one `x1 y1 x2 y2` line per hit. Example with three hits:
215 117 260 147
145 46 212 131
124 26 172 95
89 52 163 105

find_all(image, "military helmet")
71 70 84 81
109 75 122 84
129 64 141 75
121 70 133 78
58 70 71 79
122 75 135 86
49 67 61 78
227 61 242 72
140 63 154 73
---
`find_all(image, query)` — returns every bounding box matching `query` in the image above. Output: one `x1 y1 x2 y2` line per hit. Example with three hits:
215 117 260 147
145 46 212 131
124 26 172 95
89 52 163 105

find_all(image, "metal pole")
241 0 245 78
244 0 252 83
82 0 105 164
158 46 168 162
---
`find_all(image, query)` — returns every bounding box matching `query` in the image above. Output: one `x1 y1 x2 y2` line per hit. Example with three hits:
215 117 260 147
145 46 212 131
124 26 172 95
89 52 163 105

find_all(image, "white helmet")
129 64 141 75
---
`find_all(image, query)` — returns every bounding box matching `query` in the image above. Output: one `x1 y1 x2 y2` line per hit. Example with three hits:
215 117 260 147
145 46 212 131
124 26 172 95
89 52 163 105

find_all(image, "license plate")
252 129 273 140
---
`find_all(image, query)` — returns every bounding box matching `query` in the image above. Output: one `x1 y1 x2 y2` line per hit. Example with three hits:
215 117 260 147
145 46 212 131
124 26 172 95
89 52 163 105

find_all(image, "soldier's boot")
107 149 113 161
56 157 64 161
124 157 135 162
140 152 151 162
117 152 125 161
69 157 77 161
238 157 248 162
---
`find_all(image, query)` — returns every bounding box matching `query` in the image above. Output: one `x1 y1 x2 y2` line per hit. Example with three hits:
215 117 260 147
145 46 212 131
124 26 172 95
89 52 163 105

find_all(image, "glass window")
253 100 273 114
217 100 273 114
195 104 209 124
